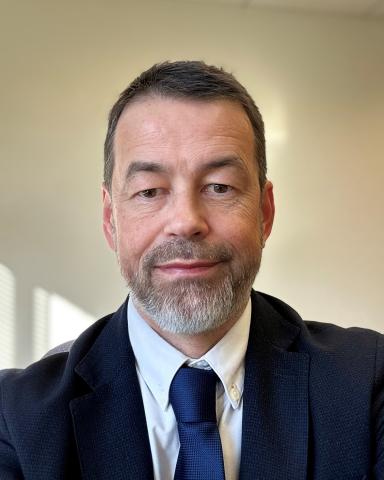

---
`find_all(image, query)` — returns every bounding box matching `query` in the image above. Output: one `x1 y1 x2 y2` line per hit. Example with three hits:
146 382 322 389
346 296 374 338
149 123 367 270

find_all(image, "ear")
260 180 275 246
102 184 116 251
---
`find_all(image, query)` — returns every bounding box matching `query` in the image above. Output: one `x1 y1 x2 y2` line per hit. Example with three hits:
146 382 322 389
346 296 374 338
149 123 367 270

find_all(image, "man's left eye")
206 184 232 194
137 188 159 198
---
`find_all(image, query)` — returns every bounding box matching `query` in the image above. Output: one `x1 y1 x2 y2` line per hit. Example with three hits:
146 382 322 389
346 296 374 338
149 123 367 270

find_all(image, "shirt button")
230 384 240 403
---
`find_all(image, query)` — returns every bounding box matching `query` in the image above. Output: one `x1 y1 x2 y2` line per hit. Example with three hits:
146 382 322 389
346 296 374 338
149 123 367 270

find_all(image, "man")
0 61 383 479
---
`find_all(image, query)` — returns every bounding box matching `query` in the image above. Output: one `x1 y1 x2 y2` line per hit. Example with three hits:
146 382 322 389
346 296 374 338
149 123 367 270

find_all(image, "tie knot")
170 367 218 423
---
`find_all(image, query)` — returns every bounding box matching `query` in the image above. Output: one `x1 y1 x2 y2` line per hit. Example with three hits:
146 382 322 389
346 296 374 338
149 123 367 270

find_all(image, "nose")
163 192 209 239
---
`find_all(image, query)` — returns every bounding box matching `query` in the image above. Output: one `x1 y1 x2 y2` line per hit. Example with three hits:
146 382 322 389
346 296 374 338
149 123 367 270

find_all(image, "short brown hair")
104 61 266 192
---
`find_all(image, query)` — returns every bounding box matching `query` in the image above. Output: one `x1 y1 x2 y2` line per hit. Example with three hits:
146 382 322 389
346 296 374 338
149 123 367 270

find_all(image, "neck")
134 300 247 358
150 318 239 358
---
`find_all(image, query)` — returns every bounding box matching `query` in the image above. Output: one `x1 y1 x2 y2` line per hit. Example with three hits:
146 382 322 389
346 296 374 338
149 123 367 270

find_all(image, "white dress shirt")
127 298 252 480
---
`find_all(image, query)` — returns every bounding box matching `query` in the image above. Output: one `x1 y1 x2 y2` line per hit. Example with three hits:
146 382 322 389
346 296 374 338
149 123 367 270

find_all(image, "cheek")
114 211 162 264
227 204 263 251
211 201 262 246
213 187 261 227
233 227 262 253
236 193 262 225
212 219 262 259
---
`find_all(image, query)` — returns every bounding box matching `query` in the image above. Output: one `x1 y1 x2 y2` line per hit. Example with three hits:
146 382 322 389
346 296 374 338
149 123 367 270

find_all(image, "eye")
138 188 159 198
205 183 232 194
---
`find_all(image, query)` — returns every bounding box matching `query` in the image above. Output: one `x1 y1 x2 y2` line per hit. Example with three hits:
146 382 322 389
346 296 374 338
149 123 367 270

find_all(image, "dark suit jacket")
1 291 383 479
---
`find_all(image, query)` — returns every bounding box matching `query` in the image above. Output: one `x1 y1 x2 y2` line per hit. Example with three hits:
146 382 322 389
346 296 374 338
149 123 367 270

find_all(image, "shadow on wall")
0 262 95 370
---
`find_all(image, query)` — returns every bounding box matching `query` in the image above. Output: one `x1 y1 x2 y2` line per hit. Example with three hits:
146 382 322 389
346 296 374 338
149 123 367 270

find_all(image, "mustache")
142 239 233 268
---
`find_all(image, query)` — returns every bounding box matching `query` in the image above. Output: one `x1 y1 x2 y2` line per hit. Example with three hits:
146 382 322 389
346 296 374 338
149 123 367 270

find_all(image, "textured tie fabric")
169 366 226 480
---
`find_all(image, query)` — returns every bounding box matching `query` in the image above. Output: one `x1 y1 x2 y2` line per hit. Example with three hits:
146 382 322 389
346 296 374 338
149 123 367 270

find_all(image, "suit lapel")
69 301 154 480
240 293 309 480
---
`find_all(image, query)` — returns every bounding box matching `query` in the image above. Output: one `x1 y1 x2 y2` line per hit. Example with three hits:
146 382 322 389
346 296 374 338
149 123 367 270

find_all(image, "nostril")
163 216 209 239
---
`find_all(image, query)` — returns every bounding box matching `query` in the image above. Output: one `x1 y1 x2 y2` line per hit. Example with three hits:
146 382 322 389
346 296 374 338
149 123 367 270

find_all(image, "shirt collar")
128 297 251 411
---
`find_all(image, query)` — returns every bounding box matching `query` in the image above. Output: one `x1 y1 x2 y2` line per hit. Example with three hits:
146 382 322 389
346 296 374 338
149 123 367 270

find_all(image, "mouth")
154 260 223 278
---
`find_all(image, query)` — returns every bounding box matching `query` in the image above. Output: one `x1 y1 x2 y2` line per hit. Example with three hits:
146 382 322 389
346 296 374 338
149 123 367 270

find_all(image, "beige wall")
1 0 383 367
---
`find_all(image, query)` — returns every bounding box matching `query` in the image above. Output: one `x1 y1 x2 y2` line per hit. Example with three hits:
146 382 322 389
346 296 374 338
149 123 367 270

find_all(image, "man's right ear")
102 184 116 251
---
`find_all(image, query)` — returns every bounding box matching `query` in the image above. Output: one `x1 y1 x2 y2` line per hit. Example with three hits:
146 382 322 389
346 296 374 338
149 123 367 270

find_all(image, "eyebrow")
124 156 247 181
198 156 246 173
125 161 168 180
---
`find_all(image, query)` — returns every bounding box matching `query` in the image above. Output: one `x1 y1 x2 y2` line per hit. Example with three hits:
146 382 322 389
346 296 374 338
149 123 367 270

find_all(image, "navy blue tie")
170 366 226 480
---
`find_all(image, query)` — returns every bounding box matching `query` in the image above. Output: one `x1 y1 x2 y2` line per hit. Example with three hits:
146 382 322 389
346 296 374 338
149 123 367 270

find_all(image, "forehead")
113 96 256 175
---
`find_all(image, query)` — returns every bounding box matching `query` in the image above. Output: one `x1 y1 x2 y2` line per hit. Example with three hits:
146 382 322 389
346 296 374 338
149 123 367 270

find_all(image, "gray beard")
122 239 261 335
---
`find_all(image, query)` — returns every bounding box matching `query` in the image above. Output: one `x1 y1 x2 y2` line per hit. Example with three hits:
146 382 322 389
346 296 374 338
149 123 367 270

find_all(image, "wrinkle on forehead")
116 96 253 144
113 96 257 183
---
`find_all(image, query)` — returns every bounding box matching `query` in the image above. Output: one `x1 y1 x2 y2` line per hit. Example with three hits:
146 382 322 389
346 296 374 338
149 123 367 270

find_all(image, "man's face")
103 96 274 334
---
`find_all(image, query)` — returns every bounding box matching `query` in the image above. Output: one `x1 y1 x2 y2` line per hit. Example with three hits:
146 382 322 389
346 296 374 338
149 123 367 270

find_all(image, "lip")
154 260 221 277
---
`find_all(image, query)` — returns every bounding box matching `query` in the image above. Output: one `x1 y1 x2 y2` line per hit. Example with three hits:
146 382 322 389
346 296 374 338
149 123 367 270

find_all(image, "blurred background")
1 0 383 368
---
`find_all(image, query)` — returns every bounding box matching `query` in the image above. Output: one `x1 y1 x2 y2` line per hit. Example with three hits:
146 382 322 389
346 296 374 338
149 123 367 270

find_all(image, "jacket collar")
240 291 309 480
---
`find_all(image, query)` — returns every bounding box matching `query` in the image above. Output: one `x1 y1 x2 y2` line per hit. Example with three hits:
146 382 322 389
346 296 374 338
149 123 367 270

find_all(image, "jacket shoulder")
0 311 113 410
254 290 383 353
303 319 383 352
